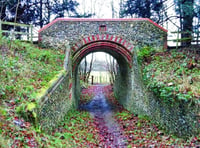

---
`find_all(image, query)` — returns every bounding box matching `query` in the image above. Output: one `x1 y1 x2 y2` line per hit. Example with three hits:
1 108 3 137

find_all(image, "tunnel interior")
72 41 132 106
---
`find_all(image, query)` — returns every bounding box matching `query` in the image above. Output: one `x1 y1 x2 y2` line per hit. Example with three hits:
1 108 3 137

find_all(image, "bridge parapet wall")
38 18 167 50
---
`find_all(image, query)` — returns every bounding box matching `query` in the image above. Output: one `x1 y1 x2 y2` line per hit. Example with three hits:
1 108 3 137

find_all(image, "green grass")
115 111 132 120
0 35 65 147
0 36 65 102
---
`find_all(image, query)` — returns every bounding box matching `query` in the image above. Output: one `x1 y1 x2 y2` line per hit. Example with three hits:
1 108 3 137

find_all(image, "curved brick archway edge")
72 34 134 53
37 18 167 71
72 35 134 71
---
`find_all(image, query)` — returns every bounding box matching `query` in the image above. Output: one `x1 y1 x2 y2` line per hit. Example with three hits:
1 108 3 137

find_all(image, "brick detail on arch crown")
72 41 133 72
72 34 134 53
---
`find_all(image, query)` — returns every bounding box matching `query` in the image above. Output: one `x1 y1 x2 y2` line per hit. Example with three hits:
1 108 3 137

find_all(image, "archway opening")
72 41 133 107
78 52 118 85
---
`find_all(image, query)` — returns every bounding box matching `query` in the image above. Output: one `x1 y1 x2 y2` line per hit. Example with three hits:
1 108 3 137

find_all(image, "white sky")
76 0 121 18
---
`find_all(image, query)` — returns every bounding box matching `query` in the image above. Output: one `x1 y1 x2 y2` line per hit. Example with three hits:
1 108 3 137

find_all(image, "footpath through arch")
36 19 200 137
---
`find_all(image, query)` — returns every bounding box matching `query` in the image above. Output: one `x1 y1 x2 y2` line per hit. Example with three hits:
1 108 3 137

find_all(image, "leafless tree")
105 54 118 84
85 53 94 82
79 53 94 83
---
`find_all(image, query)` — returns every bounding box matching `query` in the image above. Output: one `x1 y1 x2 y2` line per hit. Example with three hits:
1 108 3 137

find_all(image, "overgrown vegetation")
0 35 65 147
115 109 200 147
80 85 95 104
139 46 200 104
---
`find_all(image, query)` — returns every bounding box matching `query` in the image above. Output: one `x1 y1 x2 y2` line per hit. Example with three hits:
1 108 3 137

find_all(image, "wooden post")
27 26 29 41
91 75 94 85
100 72 102 84
176 29 179 50
30 25 33 43
0 20 2 35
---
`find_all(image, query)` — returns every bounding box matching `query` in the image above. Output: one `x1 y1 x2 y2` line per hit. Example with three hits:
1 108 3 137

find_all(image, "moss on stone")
36 70 67 100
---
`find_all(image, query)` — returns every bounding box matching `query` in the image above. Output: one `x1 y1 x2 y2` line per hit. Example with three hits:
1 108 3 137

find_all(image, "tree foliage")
119 0 166 23
0 0 83 28
51 0 79 18
174 0 195 46
120 0 199 46
1 1 39 24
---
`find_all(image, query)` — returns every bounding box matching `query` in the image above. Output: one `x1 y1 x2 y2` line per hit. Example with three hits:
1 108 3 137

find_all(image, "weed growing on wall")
137 46 156 64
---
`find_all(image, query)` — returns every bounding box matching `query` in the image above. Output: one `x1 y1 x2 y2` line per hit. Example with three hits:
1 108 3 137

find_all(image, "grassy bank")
0 36 65 147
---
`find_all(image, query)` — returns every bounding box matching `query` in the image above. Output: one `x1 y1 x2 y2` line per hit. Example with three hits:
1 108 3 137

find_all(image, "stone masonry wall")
37 71 74 131
147 95 199 137
120 53 200 138
39 18 167 51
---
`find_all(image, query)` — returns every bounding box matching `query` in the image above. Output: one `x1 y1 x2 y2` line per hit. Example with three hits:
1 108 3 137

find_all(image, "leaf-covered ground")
104 85 200 147
3 82 200 147
49 85 200 147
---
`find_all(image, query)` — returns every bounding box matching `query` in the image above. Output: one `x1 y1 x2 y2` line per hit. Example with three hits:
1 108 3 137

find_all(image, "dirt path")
79 85 128 147
78 85 200 147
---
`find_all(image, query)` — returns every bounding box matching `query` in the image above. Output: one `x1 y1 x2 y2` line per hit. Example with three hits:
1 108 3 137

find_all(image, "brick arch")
72 34 134 71
72 34 134 52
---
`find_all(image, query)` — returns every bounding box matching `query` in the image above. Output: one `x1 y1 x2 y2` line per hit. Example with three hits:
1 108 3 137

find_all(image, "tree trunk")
14 0 21 39
83 57 87 82
181 0 194 46
39 0 43 28
86 53 94 82
106 55 116 85
111 0 114 18
47 0 51 24
144 0 151 18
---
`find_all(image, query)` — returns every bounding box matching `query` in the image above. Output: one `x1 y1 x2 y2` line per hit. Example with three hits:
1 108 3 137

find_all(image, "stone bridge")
33 18 198 137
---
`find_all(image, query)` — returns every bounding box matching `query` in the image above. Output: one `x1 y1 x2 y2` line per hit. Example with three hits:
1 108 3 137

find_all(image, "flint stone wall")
39 18 167 50
37 71 74 131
